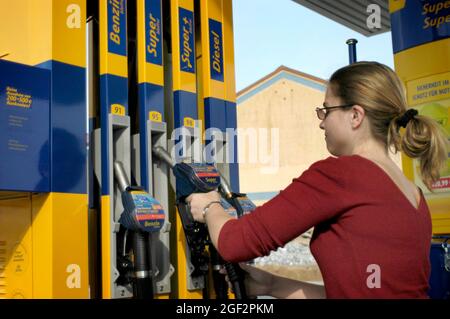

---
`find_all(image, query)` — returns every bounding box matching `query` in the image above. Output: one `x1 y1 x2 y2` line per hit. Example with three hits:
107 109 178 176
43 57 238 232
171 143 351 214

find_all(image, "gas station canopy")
292 0 390 36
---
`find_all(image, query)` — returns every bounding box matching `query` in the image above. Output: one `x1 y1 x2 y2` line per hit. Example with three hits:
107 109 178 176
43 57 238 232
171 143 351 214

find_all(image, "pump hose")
223 195 248 299
209 246 229 299
133 231 154 299
224 261 247 299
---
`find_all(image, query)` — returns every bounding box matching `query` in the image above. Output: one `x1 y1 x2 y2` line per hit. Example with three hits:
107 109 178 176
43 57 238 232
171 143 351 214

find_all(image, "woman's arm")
187 157 352 262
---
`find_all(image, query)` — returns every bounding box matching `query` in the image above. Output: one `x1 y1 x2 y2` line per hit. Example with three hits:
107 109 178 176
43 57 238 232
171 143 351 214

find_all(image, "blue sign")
108 0 127 56
391 0 450 53
146 0 163 65
179 7 195 73
0 60 50 192
209 19 224 82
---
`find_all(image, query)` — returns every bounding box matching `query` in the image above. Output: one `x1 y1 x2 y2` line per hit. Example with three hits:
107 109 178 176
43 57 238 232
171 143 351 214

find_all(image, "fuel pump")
152 146 248 299
113 161 166 299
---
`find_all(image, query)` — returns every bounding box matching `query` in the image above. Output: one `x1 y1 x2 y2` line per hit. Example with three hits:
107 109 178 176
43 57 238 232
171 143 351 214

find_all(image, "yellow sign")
6 86 32 108
407 72 450 106
412 100 450 193
149 111 162 122
111 103 125 116
184 116 195 128
407 73 450 196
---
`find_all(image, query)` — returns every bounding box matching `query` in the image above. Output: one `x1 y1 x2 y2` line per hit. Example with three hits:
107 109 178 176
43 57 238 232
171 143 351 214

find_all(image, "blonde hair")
329 61 448 189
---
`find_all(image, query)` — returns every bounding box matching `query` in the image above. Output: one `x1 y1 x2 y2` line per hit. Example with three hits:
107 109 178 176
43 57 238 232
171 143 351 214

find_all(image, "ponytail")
388 110 448 190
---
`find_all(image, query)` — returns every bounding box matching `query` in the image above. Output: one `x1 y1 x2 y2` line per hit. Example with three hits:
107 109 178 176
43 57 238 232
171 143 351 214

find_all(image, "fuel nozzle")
114 161 165 233
113 161 162 299
152 146 220 198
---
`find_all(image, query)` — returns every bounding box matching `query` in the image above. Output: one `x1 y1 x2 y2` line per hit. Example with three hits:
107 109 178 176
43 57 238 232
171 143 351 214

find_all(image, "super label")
179 7 195 73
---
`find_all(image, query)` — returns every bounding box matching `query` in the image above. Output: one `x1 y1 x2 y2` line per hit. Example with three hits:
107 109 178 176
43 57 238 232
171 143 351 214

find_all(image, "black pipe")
221 197 248 299
133 231 153 299
224 262 247 299
209 246 229 299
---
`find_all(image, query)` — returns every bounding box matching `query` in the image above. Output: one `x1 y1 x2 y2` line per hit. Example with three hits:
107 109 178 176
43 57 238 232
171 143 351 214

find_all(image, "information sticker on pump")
189 163 220 188
131 191 165 232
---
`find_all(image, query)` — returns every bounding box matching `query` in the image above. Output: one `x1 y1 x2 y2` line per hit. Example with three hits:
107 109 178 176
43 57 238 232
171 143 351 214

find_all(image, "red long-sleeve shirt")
217 155 431 298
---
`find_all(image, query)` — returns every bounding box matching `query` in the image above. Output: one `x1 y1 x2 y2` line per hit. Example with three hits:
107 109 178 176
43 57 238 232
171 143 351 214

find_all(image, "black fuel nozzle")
151 147 250 299
152 146 220 199
152 147 215 279
113 161 166 299
114 161 165 233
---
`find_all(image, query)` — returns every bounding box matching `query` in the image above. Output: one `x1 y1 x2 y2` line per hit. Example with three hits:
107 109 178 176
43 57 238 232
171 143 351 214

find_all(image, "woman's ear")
350 105 365 129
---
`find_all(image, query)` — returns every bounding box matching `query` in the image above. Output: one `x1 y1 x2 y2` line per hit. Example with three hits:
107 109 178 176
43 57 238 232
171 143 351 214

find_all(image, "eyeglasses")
315 104 354 120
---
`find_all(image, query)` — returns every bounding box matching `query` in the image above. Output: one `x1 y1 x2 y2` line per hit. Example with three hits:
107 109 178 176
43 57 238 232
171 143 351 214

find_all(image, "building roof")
237 65 326 104
292 0 390 37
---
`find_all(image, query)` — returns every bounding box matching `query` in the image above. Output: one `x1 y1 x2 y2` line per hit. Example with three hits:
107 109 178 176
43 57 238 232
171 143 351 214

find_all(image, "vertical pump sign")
145 0 162 66
108 0 127 56
209 19 224 82
178 7 195 73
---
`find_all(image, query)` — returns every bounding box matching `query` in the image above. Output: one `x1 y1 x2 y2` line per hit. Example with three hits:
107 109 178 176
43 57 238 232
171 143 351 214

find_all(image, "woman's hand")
186 191 221 223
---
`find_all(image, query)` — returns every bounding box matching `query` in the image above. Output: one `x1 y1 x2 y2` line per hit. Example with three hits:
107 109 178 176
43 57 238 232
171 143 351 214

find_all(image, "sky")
232 0 395 92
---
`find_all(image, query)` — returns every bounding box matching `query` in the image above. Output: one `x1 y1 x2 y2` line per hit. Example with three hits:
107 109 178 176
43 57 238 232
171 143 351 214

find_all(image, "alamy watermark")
366 264 381 289
367 4 382 30
168 120 280 174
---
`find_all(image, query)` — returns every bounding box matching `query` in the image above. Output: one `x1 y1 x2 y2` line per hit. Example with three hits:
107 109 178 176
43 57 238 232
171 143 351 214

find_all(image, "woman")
186 62 449 298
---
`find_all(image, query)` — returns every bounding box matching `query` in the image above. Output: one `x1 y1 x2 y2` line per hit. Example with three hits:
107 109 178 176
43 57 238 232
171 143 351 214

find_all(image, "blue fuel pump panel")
429 238 450 299
0 60 50 192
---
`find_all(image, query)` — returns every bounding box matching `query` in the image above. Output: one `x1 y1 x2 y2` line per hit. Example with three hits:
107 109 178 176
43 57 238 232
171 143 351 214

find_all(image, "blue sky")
232 0 395 92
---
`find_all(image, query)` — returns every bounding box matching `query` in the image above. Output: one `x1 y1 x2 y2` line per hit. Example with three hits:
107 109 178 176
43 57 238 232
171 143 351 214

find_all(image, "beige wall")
237 74 329 200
